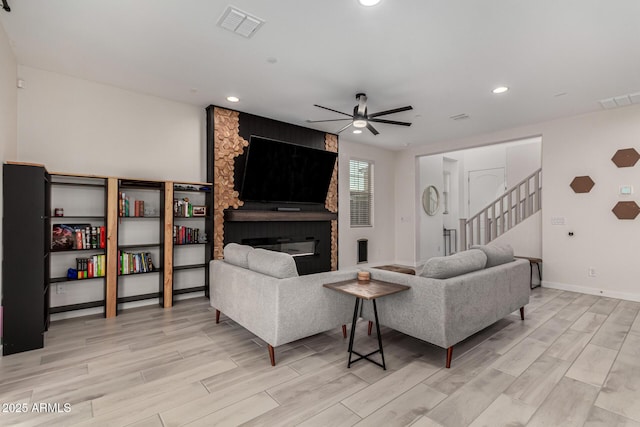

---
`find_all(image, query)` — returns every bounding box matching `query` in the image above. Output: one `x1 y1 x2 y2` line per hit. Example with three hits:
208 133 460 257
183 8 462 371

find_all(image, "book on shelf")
72 254 106 279
173 198 194 217
173 225 201 245
52 223 92 251
118 250 155 275
119 192 146 217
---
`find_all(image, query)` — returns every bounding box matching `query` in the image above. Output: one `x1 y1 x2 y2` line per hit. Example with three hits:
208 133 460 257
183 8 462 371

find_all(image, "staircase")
459 168 541 250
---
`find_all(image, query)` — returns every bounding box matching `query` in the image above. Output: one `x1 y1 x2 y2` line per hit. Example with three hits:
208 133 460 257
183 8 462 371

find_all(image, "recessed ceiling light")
226 96 240 103
492 86 509 94
353 130 363 134
359 0 381 6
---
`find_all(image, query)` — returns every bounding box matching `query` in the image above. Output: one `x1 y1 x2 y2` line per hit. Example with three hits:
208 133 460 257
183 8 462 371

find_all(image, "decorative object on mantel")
422 185 440 215
611 148 640 168
612 201 640 219
570 176 595 193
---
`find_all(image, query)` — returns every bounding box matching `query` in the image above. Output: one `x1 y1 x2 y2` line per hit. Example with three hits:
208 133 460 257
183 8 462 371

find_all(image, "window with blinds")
349 159 374 227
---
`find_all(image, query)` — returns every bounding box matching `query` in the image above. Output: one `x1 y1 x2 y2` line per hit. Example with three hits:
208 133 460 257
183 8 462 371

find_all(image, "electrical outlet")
588 267 596 277
56 284 66 295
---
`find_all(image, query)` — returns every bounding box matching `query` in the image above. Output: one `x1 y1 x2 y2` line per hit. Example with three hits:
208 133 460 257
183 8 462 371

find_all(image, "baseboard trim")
542 281 640 302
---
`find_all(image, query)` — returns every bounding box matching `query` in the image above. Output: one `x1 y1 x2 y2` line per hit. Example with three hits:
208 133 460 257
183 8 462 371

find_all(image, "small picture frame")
192 206 207 217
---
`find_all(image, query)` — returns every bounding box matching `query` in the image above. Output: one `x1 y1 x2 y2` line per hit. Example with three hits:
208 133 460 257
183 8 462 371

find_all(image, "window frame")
349 158 374 228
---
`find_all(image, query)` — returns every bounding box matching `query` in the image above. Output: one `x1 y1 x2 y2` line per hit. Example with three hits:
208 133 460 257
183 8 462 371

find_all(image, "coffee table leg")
347 297 361 368
372 299 386 370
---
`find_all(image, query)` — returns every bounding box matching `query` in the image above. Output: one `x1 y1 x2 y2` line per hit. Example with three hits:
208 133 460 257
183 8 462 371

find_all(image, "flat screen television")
239 136 338 204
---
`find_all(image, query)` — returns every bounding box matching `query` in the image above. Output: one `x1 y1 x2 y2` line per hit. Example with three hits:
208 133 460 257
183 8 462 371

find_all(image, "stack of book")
75 254 106 279
119 192 145 217
118 251 154 275
173 225 201 245
52 224 106 251
173 198 193 217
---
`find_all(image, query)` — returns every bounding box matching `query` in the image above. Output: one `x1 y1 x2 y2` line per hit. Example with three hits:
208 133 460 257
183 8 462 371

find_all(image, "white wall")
0 22 18 336
338 139 395 268
417 154 444 263
491 211 542 259
395 104 640 301
542 106 640 301
16 66 205 182
506 138 541 188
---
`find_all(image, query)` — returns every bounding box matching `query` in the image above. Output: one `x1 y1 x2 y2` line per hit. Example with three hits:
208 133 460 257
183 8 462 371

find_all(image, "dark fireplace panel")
224 221 331 275
242 237 318 258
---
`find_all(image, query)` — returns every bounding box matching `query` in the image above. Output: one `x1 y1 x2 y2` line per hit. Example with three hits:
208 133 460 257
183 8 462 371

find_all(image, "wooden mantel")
224 210 337 222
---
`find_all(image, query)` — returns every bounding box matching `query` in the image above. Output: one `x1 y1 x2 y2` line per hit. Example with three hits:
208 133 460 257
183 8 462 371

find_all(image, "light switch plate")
551 216 565 225
620 185 633 195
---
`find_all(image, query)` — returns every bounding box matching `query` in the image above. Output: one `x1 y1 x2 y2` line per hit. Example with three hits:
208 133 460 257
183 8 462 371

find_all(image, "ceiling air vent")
449 113 470 121
217 6 265 38
599 92 640 109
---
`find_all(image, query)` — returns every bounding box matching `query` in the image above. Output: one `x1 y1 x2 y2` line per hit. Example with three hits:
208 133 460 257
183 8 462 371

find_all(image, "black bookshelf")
48 175 108 318
171 184 213 302
2 163 50 355
117 180 165 311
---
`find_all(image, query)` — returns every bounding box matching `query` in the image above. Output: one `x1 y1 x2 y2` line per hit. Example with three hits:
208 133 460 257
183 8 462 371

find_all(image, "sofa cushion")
223 243 254 269
247 248 299 279
421 249 487 279
471 244 514 268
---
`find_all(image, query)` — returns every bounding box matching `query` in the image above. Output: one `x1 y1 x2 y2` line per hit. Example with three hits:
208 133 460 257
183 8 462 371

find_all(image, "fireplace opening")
242 236 318 258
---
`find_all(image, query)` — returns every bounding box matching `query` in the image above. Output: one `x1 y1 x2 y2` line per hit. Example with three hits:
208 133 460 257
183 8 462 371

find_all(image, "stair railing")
459 168 541 250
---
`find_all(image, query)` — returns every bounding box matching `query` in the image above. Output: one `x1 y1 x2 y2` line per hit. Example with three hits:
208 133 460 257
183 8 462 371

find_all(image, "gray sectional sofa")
209 243 357 366
210 242 529 368
362 245 530 367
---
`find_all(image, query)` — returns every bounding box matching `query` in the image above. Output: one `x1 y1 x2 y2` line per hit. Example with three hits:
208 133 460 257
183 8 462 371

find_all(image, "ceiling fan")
307 93 412 135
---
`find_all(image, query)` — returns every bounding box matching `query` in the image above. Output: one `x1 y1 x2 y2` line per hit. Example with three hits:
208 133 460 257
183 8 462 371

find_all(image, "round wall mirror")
422 185 439 216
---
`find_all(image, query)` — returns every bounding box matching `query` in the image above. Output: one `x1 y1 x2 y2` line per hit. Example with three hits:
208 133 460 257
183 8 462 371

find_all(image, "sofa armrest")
210 260 282 345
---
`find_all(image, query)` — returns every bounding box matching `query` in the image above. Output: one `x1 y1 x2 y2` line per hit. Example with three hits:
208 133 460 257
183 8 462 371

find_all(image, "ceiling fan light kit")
308 93 412 136
358 0 382 6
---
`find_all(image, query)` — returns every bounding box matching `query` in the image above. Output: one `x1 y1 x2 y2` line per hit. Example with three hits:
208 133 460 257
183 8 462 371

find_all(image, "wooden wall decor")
325 134 339 271
324 133 338 213
330 220 338 271
212 107 248 259
570 176 595 193
611 148 640 168
612 201 640 220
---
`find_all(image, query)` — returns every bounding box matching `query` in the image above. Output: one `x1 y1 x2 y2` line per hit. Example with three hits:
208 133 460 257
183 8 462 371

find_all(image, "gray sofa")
362 245 530 368
209 243 357 366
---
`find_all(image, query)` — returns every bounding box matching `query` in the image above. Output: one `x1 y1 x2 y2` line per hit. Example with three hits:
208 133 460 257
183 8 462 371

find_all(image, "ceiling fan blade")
356 93 367 116
369 118 412 126
366 123 379 135
313 104 353 117
336 122 353 133
306 118 352 123
368 105 413 118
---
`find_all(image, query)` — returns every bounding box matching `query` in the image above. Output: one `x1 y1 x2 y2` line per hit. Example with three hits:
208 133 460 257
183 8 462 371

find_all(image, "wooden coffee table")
324 278 410 370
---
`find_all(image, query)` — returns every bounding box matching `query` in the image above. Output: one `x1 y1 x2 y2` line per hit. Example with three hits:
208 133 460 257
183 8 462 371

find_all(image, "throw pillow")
421 249 487 279
223 243 254 269
247 248 299 279
470 244 514 268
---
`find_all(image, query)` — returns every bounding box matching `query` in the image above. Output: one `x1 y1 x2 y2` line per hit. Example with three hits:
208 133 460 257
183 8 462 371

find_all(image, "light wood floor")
1 287 640 426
